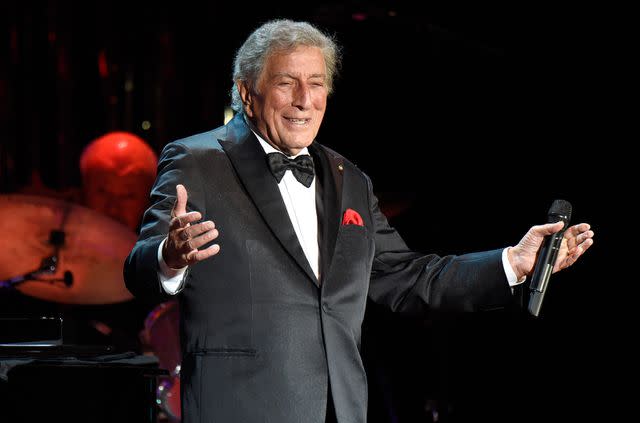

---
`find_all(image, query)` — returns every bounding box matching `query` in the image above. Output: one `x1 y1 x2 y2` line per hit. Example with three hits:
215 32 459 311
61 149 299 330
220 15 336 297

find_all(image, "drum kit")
0 194 181 421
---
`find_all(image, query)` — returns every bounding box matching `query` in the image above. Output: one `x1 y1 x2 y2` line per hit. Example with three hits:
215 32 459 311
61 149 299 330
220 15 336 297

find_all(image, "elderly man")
124 19 594 423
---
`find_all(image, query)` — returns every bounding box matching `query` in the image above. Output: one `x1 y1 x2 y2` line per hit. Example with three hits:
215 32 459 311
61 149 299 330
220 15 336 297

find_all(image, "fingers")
559 237 593 270
164 183 221 268
538 220 564 236
532 221 565 237
568 232 594 257
185 244 221 263
571 229 595 249
566 223 591 237
181 236 220 266
181 221 219 251
555 223 594 271
172 184 188 218
169 211 203 231
165 219 220 268
565 223 594 250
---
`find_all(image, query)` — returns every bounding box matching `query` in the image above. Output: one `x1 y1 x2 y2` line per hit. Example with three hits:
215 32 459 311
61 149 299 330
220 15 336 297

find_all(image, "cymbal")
0 194 136 304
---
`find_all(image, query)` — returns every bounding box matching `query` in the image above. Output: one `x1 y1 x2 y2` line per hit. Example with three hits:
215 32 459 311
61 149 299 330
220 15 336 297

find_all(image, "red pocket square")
342 208 364 226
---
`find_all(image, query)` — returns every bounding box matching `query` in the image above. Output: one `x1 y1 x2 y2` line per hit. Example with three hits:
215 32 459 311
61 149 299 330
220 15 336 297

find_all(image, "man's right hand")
162 184 220 269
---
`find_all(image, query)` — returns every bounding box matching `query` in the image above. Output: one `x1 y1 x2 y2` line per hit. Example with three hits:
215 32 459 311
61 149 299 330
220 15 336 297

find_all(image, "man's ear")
236 81 253 117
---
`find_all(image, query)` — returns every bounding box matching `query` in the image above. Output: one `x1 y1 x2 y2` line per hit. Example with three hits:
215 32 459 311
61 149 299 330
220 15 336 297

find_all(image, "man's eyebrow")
272 72 326 79
272 72 293 79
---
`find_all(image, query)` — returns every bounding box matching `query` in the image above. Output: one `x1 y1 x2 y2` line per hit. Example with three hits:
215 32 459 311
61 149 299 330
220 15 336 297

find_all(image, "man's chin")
278 138 315 154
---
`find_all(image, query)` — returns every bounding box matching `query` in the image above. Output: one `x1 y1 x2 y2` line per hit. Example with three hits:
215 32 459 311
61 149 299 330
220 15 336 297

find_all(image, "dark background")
1 1 627 422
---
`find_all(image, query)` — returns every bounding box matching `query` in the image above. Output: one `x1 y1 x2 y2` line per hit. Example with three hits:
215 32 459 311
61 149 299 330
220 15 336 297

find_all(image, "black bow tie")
266 152 315 188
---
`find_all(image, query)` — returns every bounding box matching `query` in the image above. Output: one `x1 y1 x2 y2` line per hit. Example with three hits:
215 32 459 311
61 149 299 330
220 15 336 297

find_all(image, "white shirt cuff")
502 247 526 287
157 238 187 295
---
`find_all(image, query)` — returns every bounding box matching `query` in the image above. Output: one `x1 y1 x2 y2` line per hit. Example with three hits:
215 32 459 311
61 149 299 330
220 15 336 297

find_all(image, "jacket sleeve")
123 142 207 304
365 176 513 314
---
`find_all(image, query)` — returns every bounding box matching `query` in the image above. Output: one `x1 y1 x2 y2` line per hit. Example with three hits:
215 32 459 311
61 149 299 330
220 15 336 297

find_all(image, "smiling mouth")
285 117 310 125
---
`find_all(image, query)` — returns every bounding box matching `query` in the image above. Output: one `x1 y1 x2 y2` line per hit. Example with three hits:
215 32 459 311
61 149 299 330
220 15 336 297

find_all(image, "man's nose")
292 85 312 109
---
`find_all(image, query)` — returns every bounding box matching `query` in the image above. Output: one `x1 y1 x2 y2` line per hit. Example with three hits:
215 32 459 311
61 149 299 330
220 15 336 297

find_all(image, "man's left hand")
508 222 595 280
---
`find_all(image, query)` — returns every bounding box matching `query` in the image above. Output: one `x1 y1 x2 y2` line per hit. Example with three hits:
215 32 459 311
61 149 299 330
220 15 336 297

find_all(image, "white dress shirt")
157 136 523 294
256 137 320 279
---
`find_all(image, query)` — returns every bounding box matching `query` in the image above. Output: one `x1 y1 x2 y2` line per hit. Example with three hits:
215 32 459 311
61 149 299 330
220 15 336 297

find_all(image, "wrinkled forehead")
261 46 327 78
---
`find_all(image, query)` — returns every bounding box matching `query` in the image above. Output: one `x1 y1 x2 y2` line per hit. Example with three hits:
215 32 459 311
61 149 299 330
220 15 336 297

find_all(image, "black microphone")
528 199 572 317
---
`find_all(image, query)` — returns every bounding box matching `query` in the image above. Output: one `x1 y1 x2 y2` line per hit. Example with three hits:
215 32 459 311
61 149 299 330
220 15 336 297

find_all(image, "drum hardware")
142 300 182 421
0 194 136 304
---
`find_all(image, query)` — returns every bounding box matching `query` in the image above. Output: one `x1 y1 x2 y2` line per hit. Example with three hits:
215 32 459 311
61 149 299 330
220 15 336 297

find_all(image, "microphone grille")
549 199 572 219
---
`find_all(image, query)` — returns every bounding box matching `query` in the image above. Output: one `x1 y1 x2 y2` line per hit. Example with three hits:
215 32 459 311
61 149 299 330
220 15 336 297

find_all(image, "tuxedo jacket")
124 113 513 423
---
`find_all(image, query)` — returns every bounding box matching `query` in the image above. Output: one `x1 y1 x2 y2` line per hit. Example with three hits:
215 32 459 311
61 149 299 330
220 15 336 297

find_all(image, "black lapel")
309 142 343 279
220 115 318 285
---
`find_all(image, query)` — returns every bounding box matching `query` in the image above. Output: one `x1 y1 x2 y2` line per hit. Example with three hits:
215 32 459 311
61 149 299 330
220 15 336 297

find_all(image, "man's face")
240 46 328 156
83 171 151 232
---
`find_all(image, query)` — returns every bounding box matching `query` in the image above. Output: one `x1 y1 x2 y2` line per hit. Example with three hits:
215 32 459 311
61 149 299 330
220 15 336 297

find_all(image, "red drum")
142 300 181 421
